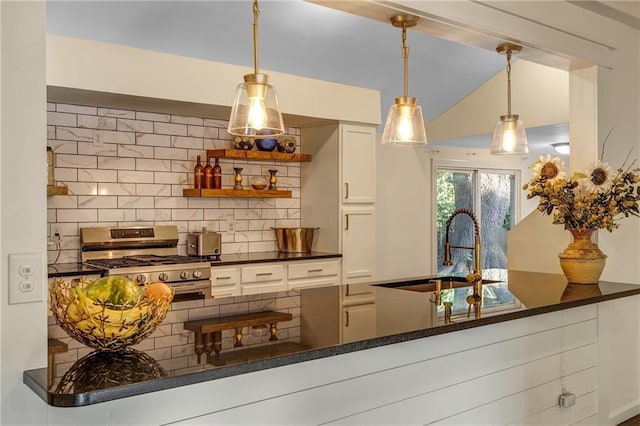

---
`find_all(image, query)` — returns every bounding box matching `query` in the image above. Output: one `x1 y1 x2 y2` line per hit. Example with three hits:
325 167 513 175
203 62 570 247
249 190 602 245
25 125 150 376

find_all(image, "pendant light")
228 0 284 138
490 43 529 155
381 15 427 146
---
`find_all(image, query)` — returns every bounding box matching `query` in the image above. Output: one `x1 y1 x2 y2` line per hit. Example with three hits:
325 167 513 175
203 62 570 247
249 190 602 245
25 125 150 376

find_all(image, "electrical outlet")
9 252 44 304
227 219 235 233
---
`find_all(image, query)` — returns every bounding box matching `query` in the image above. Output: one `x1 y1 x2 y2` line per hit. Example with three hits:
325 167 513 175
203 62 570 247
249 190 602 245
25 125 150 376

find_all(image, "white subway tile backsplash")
118 196 154 209
136 133 170 147
187 125 205 138
66 182 98 196
172 209 203 221
57 209 98 223
171 136 203 150
78 168 117 183
54 168 77 182
155 122 187 136
136 158 172 172
78 196 118 209
203 118 227 128
56 154 97 169
98 108 135 119
172 115 203 126
117 118 154 133
49 140 78 154
118 144 154 158
48 112 76 127
117 170 154 184
57 104 97 115
98 209 135 222
137 209 171 222
155 172 187 185
48 103 301 258
155 197 188 209
136 183 172 197
78 115 117 130
56 127 93 142
98 156 136 170
136 111 170 122
97 183 136 196
47 195 78 209
77 141 118 157
154 147 188 160
102 130 135 145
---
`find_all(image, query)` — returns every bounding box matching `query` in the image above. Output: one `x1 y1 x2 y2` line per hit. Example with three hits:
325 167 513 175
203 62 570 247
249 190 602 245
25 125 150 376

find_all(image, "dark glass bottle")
204 157 214 189
194 155 204 189
213 157 222 189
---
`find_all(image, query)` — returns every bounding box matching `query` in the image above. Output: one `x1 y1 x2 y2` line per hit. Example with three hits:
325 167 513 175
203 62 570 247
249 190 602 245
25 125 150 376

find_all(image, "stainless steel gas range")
80 225 212 301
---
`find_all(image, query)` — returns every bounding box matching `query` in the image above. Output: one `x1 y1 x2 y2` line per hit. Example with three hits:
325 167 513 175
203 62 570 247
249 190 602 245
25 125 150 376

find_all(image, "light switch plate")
9 252 44 304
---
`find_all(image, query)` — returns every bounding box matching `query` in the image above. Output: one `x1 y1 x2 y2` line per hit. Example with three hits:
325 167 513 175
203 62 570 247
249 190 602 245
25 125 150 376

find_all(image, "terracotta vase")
558 228 607 285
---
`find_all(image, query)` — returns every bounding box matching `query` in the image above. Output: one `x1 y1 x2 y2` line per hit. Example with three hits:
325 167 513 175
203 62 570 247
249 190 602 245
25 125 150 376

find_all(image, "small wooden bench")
184 310 293 363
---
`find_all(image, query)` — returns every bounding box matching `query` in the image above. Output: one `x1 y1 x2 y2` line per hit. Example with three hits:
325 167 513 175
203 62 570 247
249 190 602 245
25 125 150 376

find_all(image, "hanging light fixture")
490 43 529 155
228 0 284 138
381 15 427 146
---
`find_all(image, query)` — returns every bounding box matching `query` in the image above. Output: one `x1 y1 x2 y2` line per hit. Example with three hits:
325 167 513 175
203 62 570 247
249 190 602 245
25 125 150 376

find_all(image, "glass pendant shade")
381 97 427 146
490 114 529 154
228 73 285 137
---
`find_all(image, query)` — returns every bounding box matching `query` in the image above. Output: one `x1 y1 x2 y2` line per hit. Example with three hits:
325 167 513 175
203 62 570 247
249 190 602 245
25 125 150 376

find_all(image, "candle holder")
233 167 244 190
268 169 278 191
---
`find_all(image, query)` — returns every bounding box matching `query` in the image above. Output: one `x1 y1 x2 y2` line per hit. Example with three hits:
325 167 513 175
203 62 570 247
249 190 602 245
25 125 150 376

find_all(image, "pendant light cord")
401 22 410 98
252 0 259 74
506 49 512 116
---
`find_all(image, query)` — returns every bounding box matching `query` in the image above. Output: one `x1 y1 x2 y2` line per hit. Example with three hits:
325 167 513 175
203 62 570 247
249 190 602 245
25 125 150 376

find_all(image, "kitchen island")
27 270 640 424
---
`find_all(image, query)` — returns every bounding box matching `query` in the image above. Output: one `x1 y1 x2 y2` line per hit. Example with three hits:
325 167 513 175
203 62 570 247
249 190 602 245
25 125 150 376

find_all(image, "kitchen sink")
375 276 502 293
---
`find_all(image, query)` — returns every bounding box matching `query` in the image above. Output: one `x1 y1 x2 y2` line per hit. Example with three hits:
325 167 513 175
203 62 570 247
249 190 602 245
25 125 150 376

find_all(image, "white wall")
1 1 48 425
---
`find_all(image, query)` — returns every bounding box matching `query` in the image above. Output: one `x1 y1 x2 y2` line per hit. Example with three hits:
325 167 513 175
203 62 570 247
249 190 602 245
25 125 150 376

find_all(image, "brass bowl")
49 278 173 352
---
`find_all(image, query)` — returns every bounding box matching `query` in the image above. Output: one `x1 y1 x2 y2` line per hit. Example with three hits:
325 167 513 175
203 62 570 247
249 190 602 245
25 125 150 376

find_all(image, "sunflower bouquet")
523 154 640 232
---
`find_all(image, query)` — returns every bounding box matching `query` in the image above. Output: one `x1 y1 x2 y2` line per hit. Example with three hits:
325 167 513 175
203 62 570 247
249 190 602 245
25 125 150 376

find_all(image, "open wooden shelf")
47 185 68 196
207 149 311 162
183 188 292 198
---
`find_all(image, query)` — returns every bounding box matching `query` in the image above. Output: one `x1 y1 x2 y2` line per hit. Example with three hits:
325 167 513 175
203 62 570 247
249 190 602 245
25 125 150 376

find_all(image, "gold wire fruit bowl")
49 277 173 352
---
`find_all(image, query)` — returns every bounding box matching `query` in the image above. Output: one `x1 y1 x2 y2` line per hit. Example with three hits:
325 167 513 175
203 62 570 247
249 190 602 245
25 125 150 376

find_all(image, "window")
433 162 520 317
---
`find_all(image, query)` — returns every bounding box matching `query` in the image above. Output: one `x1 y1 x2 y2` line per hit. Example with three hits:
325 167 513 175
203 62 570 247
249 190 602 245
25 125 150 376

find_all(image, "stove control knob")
136 274 147 284
180 271 189 280
193 270 203 279
158 273 169 282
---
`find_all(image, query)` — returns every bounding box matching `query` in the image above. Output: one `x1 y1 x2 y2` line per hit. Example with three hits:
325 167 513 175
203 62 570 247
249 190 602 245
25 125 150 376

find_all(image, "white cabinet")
302 122 376 284
241 263 286 295
342 208 375 284
287 259 341 290
341 124 375 204
210 266 241 298
341 303 376 343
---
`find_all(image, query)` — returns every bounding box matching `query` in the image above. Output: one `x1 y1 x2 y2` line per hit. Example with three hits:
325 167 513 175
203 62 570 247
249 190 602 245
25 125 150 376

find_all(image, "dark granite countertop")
47 263 104 278
207 251 342 266
26 270 640 407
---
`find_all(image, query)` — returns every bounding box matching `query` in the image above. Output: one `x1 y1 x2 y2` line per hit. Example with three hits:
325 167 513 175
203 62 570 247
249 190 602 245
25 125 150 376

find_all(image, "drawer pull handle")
344 182 349 199
308 268 324 273
216 276 232 280
345 311 350 327
345 214 349 231
256 272 273 276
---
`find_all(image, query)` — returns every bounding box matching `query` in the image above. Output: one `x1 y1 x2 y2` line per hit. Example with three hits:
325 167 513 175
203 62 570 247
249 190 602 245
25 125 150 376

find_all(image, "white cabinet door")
210 266 241 298
342 303 376 343
341 124 375 204
342 208 375 284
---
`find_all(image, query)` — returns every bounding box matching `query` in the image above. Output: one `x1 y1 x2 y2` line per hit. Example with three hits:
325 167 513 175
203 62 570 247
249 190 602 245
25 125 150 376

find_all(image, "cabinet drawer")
211 267 240 287
242 281 287 296
288 260 340 280
211 285 240 298
241 264 284 284
289 276 339 291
